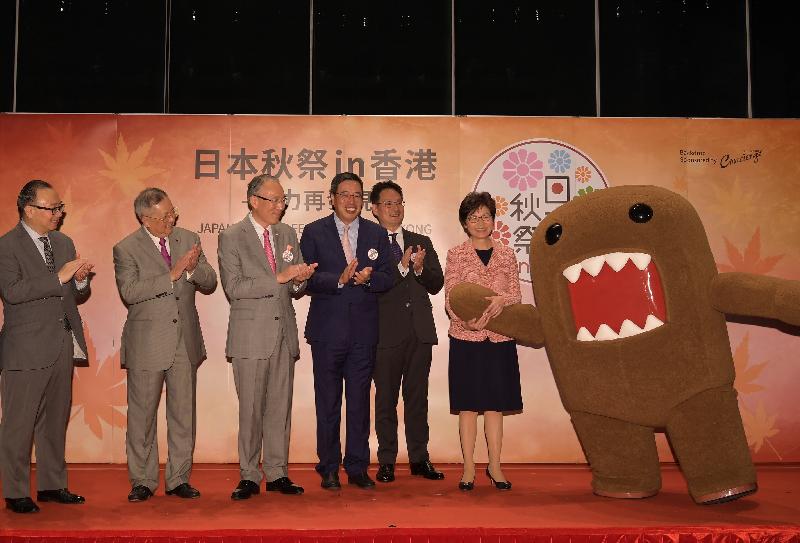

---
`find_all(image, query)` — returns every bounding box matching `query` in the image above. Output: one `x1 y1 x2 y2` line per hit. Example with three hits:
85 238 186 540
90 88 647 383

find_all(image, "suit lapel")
402 228 415 251
355 217 370 263
49 232 67 270
242 217 273 274
325 214 348 267
136 227 170 269
273 226 285 273
15 224 50 272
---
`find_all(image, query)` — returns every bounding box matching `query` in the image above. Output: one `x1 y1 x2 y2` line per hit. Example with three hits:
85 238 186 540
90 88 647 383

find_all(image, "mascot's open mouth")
562 252 667 342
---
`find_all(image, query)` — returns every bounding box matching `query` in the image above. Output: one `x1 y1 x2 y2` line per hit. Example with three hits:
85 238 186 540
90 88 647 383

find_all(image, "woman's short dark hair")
458 191 496 233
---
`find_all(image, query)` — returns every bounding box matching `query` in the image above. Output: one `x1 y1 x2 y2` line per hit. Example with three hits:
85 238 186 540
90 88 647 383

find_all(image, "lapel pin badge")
367 248 379 261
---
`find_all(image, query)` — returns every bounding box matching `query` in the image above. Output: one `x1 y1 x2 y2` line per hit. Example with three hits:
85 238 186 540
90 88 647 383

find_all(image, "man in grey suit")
0 180 93 514
218 174 317 500
370 181 445 484
113 187 217 503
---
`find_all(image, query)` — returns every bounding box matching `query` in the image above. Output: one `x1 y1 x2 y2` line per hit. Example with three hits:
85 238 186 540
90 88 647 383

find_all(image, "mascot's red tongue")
565 252 667 341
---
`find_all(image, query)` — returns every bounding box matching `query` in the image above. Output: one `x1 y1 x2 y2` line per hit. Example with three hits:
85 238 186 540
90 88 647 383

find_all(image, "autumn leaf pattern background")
0 114 798 464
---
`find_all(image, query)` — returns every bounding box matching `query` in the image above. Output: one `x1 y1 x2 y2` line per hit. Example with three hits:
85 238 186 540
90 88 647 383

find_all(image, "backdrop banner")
0 114 797 464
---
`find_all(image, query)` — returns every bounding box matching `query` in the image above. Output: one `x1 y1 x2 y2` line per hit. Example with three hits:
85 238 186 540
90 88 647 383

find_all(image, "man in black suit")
370 181 445 483
0 180 93 513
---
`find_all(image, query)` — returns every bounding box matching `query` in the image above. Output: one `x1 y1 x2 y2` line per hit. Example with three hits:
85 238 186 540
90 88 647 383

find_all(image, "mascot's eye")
629 203 653 223
545 223 562 245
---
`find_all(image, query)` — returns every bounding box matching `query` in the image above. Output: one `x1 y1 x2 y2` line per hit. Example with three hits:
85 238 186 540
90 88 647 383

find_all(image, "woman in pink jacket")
444 191 522 491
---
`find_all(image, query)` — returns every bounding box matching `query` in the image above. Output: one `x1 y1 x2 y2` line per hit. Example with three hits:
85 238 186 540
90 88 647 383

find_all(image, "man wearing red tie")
218 174 317 500
113 187 217 502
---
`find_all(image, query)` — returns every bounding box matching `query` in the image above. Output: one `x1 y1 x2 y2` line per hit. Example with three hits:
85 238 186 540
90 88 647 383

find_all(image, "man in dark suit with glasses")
0 180 93 514
370 181 445 484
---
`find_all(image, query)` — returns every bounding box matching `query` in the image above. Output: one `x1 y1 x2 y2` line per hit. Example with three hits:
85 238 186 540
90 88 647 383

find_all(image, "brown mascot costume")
450 185 800 505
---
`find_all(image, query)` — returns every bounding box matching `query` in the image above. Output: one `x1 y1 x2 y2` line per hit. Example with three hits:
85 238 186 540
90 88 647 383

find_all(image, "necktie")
40 236 71 331
263 230 277 273
341 224 354 264
390 233 403 263
159 237 172 268
39 236 55 272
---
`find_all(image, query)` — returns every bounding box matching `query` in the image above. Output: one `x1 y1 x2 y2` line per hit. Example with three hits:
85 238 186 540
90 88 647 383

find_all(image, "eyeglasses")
253 194 288 207
467 214 493 224
335 192 363 200
376 200 404 208
144 208 179 223
30 203 66 215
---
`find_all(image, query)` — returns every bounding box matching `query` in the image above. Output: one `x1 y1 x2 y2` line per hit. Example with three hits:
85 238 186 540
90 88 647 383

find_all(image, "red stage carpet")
1 464 798 542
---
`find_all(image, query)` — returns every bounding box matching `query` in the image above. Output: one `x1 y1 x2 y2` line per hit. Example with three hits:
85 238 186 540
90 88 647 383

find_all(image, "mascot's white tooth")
563 264 582 283
605 252 629 272
582 255 606 277
576 327 594 341
630 253 652 271
594 323 619 341
643 314 664 331
618 319 643 338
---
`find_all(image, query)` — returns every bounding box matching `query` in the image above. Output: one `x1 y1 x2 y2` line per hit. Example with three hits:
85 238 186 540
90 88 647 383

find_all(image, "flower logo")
502 149 543 191
575 165 591 183
548 149 572 173
492 220 512 245
494 195 509 216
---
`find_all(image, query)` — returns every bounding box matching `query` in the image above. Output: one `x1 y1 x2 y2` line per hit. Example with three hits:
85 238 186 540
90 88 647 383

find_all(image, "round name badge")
367 248 379 261
282 249 294 263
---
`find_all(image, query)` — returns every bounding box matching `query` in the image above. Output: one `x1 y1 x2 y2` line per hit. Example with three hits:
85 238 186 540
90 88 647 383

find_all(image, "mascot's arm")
711 272 800 326
449 282 544 346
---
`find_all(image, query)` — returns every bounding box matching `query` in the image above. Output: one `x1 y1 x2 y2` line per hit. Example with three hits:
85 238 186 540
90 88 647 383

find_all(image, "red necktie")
263 230 277 273
159 238 171 267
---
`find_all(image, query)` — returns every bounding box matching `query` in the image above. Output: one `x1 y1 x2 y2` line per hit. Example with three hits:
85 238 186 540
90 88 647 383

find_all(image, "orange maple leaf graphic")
98 134 166 198
59 185 110 240
732 333 767 395
740 402 780 457
46 122 75 149
705 178 757 230
71 325 127 439
716 228 784 273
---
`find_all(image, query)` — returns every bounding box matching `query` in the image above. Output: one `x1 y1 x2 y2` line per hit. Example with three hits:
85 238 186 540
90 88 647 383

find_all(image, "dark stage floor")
1 464 799 539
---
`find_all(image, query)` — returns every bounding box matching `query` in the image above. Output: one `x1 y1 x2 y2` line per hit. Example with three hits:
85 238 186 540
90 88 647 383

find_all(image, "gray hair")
246 174 280 210
134 187 168 220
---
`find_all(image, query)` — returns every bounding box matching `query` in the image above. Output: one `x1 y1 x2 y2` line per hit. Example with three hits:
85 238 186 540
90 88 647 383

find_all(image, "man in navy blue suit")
300 172 395 490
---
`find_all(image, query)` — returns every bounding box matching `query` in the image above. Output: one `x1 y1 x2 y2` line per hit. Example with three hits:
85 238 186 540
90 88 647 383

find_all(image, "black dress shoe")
165 482 201 499
376 464 395 483
458 480 475 491
37 488 85 504
128 485 154 502
320 471 341 490
486 467 512 490
347 472 376 489
266 477 304 495
231 480 260 500
410 460 445 480
5 497 39 514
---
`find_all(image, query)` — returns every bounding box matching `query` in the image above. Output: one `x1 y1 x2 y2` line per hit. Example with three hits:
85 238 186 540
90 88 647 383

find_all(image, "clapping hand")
170 244 200 281
339 259 358 285
353 266 372 285
59 254 90 284
411 245 426 274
